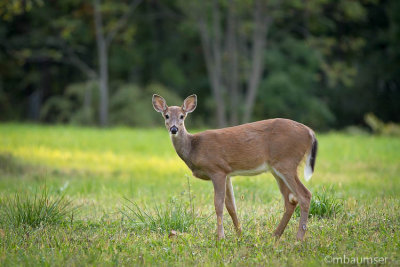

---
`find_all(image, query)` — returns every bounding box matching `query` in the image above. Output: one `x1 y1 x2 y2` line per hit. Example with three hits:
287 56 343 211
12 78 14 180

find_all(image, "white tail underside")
304 152 313 182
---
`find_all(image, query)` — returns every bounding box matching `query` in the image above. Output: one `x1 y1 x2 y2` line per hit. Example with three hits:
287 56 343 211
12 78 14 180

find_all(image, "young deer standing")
152 94 318 240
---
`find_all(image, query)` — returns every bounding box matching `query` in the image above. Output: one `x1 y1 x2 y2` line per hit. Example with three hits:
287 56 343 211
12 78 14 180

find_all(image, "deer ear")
152 94 167 113
182 94 197 113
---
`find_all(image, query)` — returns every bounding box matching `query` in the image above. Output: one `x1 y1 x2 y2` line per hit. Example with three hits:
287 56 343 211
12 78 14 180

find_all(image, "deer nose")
170 126 178 134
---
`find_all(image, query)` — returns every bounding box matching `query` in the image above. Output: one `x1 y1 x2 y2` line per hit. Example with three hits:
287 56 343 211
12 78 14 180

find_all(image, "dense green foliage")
0 0 399 129
0 123 399 265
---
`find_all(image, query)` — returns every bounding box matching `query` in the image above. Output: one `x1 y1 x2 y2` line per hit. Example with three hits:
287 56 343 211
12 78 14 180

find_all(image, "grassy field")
0 123 399 266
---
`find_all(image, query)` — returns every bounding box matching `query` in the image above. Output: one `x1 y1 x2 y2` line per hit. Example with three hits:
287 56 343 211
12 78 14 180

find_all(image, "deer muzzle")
170 126 178 134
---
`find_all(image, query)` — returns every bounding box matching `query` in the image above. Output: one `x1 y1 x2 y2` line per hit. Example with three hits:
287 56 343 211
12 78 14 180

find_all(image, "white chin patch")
170 132 179 138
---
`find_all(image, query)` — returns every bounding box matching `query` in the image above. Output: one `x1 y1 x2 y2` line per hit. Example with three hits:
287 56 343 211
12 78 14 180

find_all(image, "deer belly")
229 162 269 177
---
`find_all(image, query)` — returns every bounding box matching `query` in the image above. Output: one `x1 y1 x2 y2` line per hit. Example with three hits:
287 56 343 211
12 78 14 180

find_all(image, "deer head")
152 94 197 136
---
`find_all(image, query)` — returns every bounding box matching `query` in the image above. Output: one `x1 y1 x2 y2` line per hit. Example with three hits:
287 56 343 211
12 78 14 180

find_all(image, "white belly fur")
229 162 269 177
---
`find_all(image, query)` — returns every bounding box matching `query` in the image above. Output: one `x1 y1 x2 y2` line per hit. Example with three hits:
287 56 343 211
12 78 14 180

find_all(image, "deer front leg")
225 177 241 235
212 175 227 240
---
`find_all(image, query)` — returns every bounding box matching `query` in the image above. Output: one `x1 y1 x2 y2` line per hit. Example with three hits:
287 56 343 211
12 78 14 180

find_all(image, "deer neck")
170 125 192 165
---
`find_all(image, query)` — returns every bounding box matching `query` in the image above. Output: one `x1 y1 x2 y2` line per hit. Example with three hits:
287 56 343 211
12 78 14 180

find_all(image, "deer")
152 94 318 241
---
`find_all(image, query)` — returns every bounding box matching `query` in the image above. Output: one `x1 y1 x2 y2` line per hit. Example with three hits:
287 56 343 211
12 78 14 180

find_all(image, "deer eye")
180 115 184 119
165 114 169 119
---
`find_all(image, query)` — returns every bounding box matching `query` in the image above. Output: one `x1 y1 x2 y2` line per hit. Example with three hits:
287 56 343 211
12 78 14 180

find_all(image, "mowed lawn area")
0 123 399 266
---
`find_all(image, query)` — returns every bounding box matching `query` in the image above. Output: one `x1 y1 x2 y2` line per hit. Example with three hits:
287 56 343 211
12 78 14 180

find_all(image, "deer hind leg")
272 166 312 241
225 177 241 235
272 174 298 238
295 180 312 241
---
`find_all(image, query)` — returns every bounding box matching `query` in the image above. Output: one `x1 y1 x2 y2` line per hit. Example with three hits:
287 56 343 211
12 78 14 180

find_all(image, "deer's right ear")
152 94 168 113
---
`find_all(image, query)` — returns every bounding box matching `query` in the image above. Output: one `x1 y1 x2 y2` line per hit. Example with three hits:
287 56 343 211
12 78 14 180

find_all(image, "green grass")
294 186 343 219
0 123 399 266
122 195 198 234
1 186 76 228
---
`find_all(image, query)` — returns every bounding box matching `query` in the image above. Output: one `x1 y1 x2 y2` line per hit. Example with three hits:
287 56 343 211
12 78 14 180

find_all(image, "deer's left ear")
182 94 197 113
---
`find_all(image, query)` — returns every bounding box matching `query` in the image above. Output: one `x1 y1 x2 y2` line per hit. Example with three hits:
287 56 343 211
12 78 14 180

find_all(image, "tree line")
0 0 399 130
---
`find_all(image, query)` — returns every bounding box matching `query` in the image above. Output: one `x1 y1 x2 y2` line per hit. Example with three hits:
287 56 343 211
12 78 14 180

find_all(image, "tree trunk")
84 82 92 111
94 0 109 127
196 2 227 127
226 0 239 125
28 89 42 121
191 0 270 127
98 42 108 127
242 0 269 123
199 24 226 128
211 0 226 127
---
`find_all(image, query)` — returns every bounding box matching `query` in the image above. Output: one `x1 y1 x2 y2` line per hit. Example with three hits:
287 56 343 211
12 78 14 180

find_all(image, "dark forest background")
0 0 399 130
